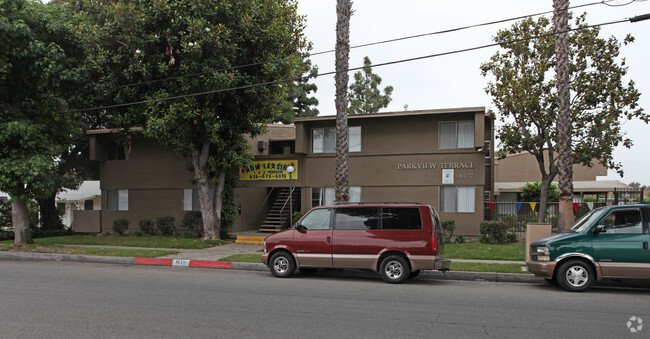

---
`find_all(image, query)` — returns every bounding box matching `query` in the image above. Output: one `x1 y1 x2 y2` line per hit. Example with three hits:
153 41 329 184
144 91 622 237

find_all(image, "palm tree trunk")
554 0 573 232
334 0 352 203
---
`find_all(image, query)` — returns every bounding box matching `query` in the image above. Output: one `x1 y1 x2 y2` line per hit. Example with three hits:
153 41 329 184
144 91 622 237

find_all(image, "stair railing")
257 187 276 214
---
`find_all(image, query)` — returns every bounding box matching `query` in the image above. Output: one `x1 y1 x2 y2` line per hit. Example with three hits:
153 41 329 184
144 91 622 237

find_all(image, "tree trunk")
334 0 352 203
38 193 64 231
193 142 217 240
12 198 34 245
213 170 226 239
554 0 573 232
538 175 553 223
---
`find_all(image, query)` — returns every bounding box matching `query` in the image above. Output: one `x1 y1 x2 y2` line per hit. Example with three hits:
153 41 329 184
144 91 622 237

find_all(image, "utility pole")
334 0 352 203
554 0 573 232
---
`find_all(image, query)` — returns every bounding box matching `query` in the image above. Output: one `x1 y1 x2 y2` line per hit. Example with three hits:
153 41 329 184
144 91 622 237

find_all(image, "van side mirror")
593 225 606 234
295 223 307 232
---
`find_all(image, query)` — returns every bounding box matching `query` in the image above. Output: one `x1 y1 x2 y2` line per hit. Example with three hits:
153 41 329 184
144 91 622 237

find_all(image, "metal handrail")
257 187 276 214
279 187 296 215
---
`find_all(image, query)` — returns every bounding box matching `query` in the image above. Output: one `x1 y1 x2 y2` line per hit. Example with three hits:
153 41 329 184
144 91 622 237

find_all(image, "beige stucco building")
84 107 495 236
494 151 630 202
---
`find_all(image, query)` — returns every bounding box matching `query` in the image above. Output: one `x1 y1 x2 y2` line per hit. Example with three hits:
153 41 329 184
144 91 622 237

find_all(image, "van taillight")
431 236 437 254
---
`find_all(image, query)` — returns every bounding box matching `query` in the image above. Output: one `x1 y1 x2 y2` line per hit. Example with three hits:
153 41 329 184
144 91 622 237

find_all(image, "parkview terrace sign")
396 162 476 170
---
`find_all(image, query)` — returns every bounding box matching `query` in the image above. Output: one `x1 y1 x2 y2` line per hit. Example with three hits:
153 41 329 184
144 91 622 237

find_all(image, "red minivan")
261 203 450 283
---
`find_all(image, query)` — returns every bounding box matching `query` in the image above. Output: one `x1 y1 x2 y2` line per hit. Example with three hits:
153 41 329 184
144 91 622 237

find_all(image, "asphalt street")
1 260 649 338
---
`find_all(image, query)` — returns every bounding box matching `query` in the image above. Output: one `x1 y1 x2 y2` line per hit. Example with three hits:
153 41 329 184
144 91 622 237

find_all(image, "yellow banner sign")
239 160 298 181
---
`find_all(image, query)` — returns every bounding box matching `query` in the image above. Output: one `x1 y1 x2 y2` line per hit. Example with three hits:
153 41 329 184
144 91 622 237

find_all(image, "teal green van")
527 204 650 292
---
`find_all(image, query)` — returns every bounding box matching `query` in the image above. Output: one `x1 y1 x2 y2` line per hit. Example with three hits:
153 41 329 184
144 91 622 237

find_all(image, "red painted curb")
133 258 232 269
134 258 173 265
190 260 232 269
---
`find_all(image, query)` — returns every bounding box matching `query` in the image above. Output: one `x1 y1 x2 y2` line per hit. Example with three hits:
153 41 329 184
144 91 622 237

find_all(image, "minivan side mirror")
593 225 606 234
295 223 307 232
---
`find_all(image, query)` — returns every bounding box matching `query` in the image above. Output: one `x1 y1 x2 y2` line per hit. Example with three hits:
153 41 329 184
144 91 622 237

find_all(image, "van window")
598 209 643 234
300 208 332 230
334 207 379 230
381 207 422 230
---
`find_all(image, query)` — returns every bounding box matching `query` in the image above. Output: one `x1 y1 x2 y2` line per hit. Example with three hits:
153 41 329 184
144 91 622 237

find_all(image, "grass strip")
218 254 262 263
451 262 530 274
24 235 226 249
445 242 526 261
63 247 179 258
0 243 178 258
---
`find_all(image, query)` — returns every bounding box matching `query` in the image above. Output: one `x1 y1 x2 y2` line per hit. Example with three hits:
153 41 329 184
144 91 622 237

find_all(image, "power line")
110 0 632 91
73 15 645 113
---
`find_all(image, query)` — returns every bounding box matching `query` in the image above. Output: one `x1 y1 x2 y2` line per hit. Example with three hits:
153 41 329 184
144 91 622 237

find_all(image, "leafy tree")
277 58 319 124
73 0 308 240
0 0 88 244
521 182 559 202
348 56 393 115
480 14 647 223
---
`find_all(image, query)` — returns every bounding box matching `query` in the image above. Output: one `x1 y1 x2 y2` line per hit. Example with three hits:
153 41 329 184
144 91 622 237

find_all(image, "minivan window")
334 207 379 230
598 209 643 234
382 207 422 230
299 208 331 230
569 208 606 233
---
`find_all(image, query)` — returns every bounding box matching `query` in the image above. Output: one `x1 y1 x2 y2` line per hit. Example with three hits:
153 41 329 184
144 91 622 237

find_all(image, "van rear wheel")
379 255 410 284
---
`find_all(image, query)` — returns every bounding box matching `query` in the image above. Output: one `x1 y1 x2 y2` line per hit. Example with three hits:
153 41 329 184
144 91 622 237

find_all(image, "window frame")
438 121 474 150
106 189 129 211
439 186 475 213
312 126 361 153
311 187 362 207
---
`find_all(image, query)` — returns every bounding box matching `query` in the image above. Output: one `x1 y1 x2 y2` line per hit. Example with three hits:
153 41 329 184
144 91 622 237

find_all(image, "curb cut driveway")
0 251 539 283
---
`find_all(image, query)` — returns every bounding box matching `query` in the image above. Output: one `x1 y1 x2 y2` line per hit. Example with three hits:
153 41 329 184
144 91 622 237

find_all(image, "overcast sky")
296 0 650 186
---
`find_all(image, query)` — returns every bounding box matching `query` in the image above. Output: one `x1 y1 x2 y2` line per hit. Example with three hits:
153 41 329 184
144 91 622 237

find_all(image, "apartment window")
106 189 128 211
312 187 362 207
183 189 201 211
312 126 361 153
440 186 475 213
439 121 474 149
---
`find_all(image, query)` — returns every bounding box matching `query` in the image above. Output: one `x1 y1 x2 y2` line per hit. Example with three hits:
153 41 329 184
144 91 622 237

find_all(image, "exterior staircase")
258 187 300 232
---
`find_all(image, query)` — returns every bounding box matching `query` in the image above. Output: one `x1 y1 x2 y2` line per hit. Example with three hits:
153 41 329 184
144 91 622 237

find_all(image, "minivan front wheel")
380 255 410 284
557 259 594 292
270 252 296 278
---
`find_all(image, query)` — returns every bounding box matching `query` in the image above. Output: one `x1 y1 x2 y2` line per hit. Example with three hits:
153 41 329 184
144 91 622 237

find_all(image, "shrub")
112 219 130 235
157 216 176 236
179 231 195 239
99 232 111 237
182 211 203 237
582 196 598 202
454 235 466 244
293 210 308 224
0 229 14 241
139 219 155 235
480 220 509 244
441 219 455 242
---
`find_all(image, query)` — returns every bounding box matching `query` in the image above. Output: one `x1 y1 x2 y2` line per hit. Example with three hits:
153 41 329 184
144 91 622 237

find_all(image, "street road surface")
1 261 648 338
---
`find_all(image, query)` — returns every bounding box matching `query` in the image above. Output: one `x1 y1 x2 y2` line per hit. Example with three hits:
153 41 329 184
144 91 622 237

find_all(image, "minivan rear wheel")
270 252 295 278
557 259 594 292
379 255 410 284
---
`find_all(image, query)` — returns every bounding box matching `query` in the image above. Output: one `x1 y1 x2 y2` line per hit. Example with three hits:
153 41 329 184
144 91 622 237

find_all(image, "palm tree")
334 0 352 203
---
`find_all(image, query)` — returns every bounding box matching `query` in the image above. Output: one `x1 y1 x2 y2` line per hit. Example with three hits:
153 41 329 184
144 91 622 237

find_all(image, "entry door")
591 208 650 279
293 208 333 267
